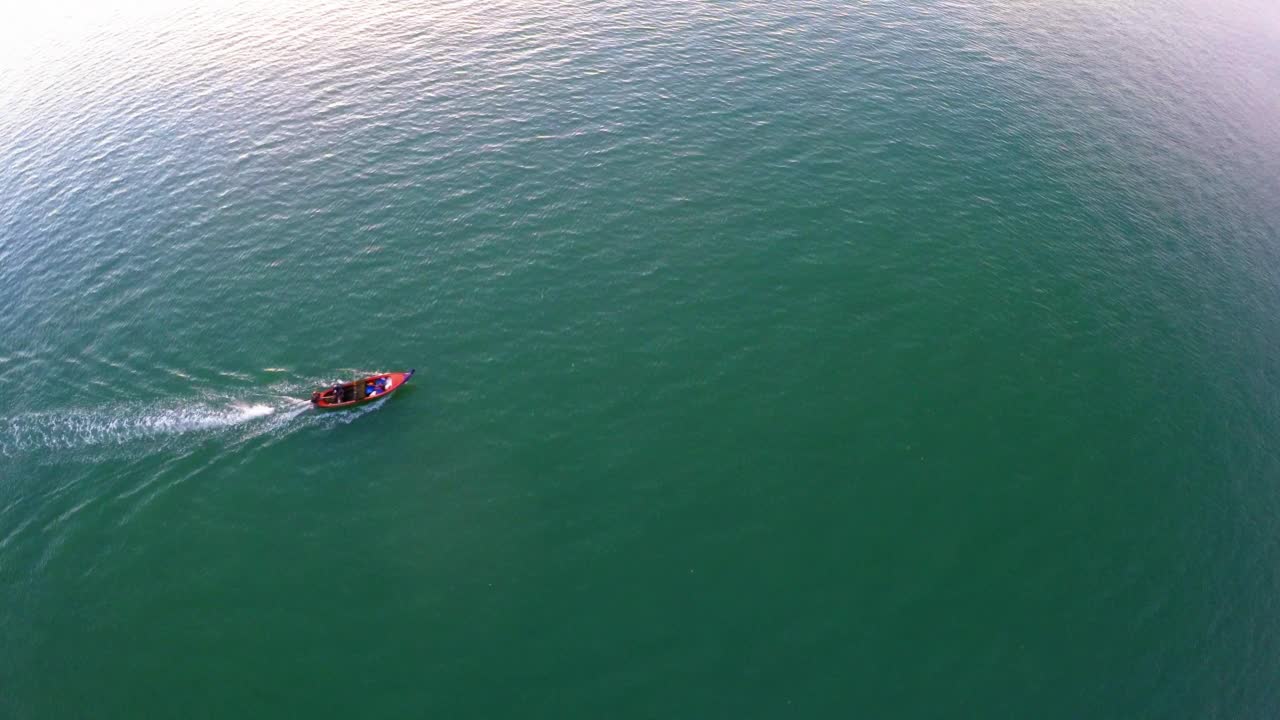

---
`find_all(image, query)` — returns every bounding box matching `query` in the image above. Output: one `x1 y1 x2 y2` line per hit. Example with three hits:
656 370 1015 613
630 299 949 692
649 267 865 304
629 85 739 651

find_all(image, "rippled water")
3 0 1280 717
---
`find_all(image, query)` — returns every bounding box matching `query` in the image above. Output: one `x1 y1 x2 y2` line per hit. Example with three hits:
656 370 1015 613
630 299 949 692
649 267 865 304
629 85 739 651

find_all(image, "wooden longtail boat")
311 370 415 409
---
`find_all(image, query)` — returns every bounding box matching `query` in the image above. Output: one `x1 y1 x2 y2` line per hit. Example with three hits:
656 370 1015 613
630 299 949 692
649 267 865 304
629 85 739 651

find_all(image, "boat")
311 369 415 409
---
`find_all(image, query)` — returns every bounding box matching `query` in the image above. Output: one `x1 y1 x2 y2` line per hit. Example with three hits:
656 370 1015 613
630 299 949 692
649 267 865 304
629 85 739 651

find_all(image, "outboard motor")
311 391 321 404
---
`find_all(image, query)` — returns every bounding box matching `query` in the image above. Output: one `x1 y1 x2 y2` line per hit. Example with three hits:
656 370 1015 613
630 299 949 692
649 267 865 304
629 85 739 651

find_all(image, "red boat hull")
311 369 415 409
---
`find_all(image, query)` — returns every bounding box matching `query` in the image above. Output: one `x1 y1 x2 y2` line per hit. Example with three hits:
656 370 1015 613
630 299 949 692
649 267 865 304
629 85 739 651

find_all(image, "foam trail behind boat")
0 398 304 457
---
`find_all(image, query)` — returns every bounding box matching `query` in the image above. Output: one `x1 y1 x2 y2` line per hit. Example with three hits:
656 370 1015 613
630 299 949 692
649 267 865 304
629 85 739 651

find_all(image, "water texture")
2 0 1280 717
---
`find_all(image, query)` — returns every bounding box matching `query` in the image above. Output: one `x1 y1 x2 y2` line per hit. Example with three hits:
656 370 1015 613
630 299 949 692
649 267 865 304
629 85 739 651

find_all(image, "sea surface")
3 0 1280 716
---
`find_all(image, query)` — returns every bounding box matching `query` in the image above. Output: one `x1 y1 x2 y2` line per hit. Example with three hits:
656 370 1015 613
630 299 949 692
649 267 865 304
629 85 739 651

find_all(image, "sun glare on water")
0 0 280 70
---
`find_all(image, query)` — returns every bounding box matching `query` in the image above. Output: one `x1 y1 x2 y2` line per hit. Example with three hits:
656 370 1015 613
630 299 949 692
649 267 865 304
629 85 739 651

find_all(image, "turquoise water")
3 0 1280 716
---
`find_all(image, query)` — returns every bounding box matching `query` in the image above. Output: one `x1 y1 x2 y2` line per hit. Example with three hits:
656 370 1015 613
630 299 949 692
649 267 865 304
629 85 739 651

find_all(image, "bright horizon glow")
0 0 257 70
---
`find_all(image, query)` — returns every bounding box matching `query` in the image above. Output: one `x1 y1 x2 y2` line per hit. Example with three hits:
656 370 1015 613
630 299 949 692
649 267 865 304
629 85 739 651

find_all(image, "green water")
3 0 1280 716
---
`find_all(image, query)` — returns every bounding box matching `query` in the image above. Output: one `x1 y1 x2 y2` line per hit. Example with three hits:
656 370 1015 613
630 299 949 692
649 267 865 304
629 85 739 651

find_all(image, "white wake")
0 398 309 457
